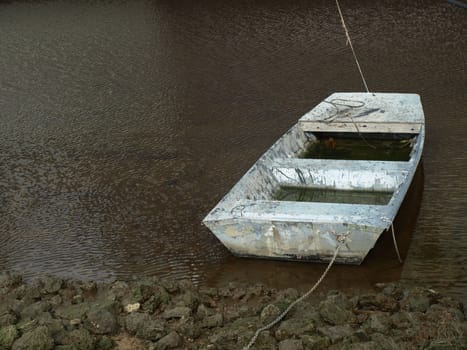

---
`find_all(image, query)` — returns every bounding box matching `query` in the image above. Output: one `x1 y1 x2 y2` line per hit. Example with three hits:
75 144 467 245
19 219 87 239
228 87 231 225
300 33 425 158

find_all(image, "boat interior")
236 130 420 208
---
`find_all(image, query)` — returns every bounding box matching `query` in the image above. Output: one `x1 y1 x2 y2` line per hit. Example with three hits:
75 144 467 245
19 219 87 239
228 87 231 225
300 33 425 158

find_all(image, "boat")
203 92 425 264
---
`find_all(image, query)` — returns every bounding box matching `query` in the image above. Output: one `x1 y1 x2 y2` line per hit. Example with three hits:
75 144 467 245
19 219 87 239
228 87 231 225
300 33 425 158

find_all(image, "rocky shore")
0 272 466 350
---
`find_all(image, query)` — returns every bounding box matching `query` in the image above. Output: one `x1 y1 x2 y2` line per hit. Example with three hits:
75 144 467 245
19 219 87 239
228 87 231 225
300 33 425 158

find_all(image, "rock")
260 304 281 324
300 335 330 350
208 327 239 346
16 319 39 334
238 305 254 317
223 306 241 322
438 296 463 310
72 295 84 304
12 326 53 350
426 304 464 323
317 325 354 343
278 339 304 350
275 319 315 341
0 310 17 327
179 290 200 310
162 306 191 319
85 308 118 335
40 276 64 294
252 330 277 349
370 333 399 349
108 281 129 300
18 285 41 302
351 329 371 342
125 312 151 334
343 341 380 350
96 336 113 350
426 339 463 350
196 304 212 319
142 294 163 313
3 276 467 350
232 288 247 300
50 346 78 350
49 294 63 306
178 279 193 290
364 312 391 334
357 293 398 312
138 319 167 341
0 273 22 289
357 294 380 310
318 294 354 325
0 325 18 348
59 285 77 304
401 289 430 313
199 286 218 298
55 303 90 321
19 301 51 320
277 288 299 301
138 285 169 312
125 312 166 341
247 283 265 297
154 331 182 349
160 280 178 294
201 313 223 329
381 284 404 300
56 328 95 350
70 319 82 327
174 317 202 339
36 312 64 336
218 286 232 298
390 310 422 330
290 305 324 328
79 282 97 294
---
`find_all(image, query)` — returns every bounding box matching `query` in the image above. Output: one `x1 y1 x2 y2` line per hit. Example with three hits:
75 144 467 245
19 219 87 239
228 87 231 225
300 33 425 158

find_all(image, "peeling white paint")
203 93 425 264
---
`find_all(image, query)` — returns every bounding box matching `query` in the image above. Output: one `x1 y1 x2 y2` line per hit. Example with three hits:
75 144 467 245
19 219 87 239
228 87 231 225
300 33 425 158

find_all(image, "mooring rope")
381 216 403 263
243 234 349 350
243 5 376 349
322 98 365 122
322 98 377 149
335 0 370 93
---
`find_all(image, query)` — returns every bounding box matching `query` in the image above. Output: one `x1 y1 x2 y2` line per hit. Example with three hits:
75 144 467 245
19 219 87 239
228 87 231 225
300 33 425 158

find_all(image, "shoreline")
1 272 466 350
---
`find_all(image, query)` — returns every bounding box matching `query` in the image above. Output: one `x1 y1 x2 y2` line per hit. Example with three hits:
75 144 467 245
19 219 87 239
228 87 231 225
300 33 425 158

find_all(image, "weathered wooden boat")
203 92 425 264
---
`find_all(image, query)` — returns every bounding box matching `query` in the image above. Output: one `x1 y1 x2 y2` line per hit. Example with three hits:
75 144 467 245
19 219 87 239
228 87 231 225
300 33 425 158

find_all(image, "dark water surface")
1 0 466 301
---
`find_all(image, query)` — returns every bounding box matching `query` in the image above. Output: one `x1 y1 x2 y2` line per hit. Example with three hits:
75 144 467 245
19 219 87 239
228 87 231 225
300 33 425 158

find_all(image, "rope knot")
331 230 352 245
336 231 351 244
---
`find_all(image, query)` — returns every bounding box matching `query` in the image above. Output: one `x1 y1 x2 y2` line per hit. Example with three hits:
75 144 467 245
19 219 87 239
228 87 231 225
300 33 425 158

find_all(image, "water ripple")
0 0 466 302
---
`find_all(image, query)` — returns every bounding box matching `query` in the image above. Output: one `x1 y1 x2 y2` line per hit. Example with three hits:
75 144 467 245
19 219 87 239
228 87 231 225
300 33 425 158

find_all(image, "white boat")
203 92 425 264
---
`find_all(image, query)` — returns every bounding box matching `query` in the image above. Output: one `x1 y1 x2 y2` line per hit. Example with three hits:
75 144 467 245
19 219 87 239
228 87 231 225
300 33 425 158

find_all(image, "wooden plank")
300 121 422 133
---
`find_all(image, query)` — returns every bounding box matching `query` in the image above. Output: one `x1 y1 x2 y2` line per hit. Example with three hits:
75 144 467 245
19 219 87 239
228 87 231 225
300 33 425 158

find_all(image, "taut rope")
335 0 370 93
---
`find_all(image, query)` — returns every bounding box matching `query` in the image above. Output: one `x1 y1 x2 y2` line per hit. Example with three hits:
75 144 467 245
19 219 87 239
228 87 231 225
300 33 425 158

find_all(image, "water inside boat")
274 186 393 205
302 134 415 161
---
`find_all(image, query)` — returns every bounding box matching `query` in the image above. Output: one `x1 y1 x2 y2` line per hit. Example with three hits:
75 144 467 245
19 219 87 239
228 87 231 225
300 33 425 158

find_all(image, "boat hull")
203 93 425 264
205 219 384 264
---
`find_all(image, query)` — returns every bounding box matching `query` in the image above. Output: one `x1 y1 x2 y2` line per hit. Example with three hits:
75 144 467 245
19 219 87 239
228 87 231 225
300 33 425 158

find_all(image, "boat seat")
223 199 388 229
270 158 409 192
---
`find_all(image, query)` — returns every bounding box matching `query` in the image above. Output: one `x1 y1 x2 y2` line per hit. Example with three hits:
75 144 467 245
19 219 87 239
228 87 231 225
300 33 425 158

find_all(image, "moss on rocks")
0 274 466 350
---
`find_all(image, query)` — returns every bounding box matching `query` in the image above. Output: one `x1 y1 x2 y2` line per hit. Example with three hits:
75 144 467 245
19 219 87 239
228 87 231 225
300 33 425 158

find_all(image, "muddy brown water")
0 0 466 302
